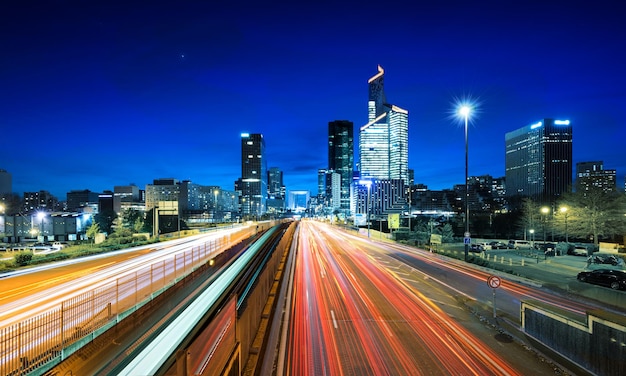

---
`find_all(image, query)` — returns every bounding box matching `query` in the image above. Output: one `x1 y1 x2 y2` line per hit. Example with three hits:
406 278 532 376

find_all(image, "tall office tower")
505 118 572 202
267 167 285 200
576 161 617 194
328 120 354 210
67 189 101 212
317 169 327 200
360 65 409 182
0 169 11 194
240 133 267 217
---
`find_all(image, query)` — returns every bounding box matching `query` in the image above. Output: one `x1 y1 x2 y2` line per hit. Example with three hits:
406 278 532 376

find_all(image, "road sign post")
487 275 501 318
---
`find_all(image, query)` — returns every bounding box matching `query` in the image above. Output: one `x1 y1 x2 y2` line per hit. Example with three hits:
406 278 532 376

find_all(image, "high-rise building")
240 133 267 217
328 120 354 211
359 65 408 183
576 161 616 194
267 167 285 200
505 118 572 202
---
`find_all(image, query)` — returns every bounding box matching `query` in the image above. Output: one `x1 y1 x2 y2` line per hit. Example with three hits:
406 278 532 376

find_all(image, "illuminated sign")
530 121 542 129
554 120 570 125
241 133 250 137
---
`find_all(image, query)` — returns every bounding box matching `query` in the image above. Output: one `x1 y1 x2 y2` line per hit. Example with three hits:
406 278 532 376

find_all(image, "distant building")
576 161 616 194
287 191 310 213
328 120 354 211
113 184 142 214
505 118 572 203
66 189 100 212
267 167 285 214
240 133 267 217
24 190 59 213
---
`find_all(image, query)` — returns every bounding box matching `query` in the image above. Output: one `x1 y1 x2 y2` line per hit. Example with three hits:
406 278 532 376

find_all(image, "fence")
0 227 255 376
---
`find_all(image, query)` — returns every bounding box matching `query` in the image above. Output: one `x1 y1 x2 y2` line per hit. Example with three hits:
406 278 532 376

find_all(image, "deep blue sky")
2 1 625 198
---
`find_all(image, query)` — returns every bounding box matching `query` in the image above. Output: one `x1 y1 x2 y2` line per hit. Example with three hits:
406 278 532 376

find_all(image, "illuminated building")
328 120 354 211
576 161 616 194
359 65 409 183
240 133 267 217
505 118 572 202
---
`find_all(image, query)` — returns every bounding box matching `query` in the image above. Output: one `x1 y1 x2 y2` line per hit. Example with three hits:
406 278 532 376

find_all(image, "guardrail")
0 227 256 376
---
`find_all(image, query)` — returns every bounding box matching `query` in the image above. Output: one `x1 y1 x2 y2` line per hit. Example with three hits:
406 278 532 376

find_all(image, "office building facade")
505 118 572 202
359 65 409 183
240 133 267 217
328 120 354 211
576 161 616 194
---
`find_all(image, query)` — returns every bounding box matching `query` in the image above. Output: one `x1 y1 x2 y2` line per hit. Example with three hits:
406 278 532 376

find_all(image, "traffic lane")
317 223 570 375
290 221 521 375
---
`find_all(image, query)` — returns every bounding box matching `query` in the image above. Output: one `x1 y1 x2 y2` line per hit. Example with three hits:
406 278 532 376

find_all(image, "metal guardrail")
0 228 256 376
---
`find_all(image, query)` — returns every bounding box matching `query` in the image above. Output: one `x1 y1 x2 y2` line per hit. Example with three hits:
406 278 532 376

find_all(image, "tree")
518 198 541 240
121 209 144 232
86 222 100 244
94 209 117 234
557 186 626 244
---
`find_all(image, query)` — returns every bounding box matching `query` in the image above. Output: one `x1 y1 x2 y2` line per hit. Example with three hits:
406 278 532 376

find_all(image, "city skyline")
2 1 625 198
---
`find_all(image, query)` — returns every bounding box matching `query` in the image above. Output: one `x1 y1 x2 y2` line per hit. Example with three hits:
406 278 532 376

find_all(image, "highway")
285 220 595 375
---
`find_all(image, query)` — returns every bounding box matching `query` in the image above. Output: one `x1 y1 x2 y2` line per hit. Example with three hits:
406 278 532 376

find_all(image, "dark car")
488 241 508 249
577 269 626 290
469 244 484 253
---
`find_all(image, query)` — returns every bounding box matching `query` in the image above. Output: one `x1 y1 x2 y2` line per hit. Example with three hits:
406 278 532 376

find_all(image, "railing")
0 227 255 376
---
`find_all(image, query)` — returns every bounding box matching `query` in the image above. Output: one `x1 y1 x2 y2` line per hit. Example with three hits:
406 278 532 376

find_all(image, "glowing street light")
457 103 472 261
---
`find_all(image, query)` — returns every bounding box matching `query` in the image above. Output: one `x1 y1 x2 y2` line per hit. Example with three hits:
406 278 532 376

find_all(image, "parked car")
577 269 626 290
570 245 589 257
469 244 484 253
508 240 533 250
488 241 508 249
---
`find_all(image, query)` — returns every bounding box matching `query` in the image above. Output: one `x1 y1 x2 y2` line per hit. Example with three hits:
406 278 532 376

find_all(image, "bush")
14 252 33 266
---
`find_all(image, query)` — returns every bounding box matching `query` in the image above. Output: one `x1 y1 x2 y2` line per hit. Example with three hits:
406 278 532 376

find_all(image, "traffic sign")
487 275 501 288
464 237 471 244
464 231 471 237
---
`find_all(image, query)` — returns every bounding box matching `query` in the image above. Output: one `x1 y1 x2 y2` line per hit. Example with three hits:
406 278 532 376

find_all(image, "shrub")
14 252 34 266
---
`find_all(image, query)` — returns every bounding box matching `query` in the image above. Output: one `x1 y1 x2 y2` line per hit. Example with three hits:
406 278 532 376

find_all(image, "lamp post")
541 206 550 245
458 104 471 261
560 206 569 243
214 189 219 223
529 229 535 247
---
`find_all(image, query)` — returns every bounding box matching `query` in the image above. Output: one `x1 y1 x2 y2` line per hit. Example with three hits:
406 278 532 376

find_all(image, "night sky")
2 1 625 199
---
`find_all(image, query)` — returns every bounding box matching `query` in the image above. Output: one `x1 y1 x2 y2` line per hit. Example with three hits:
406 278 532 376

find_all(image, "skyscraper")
240 133 267 217
328 120 354 211
505 118 572 202
359 65 409 182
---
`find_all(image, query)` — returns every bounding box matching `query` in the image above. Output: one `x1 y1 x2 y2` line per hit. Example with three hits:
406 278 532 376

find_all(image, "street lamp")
458 104 472 261
529 229 535 247
560 206 569 243
214 189 219 223
541 206 550 245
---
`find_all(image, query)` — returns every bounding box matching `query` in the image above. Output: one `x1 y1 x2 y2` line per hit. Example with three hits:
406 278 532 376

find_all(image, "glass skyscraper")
328 120 354 211
359 65 408 183
505 118 572 202
240 133 267 216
